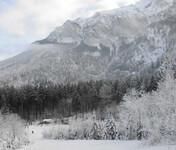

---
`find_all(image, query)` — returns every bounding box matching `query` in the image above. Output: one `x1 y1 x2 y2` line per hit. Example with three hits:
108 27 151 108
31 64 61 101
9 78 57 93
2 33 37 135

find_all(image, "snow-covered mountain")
0 0 175 86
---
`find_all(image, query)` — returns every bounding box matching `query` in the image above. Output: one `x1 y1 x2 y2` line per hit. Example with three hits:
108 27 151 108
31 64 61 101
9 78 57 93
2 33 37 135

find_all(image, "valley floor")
19 125 176 150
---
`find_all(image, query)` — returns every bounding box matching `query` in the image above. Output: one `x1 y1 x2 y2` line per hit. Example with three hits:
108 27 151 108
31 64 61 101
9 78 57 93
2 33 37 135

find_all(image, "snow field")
18 124 176 150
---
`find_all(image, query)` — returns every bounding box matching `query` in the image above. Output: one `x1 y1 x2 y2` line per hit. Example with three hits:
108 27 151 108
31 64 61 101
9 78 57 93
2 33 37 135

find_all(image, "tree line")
0 73 159 121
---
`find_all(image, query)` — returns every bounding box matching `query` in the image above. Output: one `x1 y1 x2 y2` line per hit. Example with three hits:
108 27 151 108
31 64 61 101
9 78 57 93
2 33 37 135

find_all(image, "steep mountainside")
0 0 175 86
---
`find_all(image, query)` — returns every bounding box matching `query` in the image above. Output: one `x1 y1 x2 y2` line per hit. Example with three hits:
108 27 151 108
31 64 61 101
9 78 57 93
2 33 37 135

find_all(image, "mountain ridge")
0 0 175 86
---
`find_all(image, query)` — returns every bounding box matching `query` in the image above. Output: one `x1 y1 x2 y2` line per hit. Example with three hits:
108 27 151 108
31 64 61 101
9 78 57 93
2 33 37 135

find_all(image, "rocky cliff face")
0 0 175 86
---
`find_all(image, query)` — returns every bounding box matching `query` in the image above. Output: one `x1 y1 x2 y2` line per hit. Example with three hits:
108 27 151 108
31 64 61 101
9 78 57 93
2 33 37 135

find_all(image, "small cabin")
38 119 52 126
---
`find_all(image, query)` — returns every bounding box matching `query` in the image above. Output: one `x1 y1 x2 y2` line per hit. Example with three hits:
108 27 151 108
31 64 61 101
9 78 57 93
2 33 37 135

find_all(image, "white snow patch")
59 38 75 44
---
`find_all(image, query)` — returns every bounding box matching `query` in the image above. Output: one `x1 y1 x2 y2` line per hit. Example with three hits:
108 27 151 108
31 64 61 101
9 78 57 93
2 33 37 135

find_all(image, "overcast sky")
0 0 140 61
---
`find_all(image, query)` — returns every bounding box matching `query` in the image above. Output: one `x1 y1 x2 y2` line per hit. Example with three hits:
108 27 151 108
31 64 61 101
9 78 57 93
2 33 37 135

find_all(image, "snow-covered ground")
18 124 176 150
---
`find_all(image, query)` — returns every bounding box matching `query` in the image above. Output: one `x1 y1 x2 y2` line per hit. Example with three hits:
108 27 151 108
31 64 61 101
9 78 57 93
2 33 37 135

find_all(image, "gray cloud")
0 0 140 37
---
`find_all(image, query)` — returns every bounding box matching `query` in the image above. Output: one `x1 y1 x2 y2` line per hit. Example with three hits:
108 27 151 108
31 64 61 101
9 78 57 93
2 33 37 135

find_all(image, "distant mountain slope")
0 0 175 86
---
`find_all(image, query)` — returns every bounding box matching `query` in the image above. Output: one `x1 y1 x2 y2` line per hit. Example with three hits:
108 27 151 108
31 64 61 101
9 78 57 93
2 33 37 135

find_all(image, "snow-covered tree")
0 111 29 149
89 122 103 140
117 51 176 144
104 116 117 140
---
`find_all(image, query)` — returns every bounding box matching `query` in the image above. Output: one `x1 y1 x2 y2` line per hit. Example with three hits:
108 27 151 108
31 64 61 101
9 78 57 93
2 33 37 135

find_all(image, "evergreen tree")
90 122 102 140
98 83 113 120
147 75 158 92
105 116 117 140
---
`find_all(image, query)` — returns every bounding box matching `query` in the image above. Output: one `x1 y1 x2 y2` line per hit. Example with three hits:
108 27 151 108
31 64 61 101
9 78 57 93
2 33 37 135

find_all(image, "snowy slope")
0 0 176 86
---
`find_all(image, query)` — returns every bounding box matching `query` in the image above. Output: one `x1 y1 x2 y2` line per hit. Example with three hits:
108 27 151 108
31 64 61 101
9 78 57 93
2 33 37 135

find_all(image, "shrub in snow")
0 112 29 149
68 119 93 139
43 118 108 140
43 126 69 140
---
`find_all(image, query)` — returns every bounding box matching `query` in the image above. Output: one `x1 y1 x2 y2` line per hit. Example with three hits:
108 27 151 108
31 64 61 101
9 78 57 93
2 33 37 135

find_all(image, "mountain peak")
135 0 174 10
40 0 174 47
